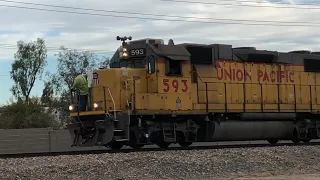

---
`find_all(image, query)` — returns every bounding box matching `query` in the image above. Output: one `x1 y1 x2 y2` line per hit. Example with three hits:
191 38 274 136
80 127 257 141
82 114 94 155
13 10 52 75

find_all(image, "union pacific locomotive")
67 36 320 149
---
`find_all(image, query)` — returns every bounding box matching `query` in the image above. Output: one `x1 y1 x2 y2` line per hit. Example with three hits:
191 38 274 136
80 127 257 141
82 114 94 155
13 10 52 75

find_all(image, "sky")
0 0 320 105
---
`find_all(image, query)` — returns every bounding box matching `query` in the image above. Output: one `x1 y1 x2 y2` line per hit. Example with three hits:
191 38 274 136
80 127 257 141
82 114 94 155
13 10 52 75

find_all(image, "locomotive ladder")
108 79 135 142
106 87 128 142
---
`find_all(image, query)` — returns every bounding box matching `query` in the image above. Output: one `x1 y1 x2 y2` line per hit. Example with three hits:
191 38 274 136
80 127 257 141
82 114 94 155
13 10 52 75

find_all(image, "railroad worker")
71 72 89 111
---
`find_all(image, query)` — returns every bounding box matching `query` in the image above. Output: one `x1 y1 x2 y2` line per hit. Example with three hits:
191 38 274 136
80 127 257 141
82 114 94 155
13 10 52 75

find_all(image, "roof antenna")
168 39 174 45
117 36 132 46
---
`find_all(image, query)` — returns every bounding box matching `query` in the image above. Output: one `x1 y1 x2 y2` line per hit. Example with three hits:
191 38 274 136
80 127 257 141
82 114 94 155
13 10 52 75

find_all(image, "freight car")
67 36 320 150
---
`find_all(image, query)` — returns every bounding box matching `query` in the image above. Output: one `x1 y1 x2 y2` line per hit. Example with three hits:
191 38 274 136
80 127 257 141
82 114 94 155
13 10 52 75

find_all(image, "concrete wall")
0 128 107 155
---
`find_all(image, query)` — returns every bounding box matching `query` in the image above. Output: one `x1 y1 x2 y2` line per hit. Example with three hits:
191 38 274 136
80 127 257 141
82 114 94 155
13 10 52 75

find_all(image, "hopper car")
66 36 320 150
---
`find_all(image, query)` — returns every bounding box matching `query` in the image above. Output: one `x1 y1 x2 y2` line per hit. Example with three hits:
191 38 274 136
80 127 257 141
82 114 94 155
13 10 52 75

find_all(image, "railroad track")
1 140 320 159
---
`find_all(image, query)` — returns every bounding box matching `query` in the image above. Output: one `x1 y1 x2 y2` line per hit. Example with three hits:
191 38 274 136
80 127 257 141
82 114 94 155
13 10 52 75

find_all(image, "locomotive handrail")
70 86 116 118
106 86 117 119
69 89 81 121
124 79 134 109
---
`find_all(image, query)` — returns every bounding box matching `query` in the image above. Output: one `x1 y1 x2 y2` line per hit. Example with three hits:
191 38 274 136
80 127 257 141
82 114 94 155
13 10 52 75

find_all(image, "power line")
0 44 115 54
0 0 318 24
1 0 320 25
0 47 113 54
160 0 320 9
0 43 113 52
211 0 320 7
0 4 320 27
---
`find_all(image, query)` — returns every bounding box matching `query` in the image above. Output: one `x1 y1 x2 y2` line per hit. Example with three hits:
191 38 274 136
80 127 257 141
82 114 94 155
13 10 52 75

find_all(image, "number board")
161 78 190 93
129 48 146 57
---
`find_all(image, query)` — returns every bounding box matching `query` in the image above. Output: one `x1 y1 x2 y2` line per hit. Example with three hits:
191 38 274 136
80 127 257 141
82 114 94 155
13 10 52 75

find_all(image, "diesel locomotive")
67 36 320 150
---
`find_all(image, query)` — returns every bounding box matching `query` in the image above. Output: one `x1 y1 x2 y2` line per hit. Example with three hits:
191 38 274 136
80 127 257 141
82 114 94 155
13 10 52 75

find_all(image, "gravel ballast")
1 145 320 180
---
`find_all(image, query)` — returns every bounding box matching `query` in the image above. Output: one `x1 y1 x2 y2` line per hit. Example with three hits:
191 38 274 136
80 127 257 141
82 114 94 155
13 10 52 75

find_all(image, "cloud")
0 0 319 61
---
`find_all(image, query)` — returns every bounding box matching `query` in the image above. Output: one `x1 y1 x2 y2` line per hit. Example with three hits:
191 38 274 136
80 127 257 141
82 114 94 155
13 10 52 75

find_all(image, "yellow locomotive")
67 36 320 149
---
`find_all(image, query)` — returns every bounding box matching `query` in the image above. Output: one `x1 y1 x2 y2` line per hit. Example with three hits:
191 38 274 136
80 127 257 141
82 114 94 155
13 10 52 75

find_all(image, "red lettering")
270 71 275 82
263 72 269 82
163 79 169 92
224 69 231 80
172 79 178 92
216 65 295 83
162 79 189 92
232 69 236 81
217 68 223 80
216 67 252 81
255 70 295 83
289 72 294 83
244 70 251 81
279 71 285 82
236 69 243 81
181 80 188 92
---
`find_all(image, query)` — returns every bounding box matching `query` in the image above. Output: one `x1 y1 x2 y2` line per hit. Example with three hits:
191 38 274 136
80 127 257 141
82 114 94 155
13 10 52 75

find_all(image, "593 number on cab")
162 79 188 92
130 48 145 56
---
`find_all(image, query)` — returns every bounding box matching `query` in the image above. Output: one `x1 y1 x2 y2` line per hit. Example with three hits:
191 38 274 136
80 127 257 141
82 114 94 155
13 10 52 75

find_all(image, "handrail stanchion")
107 87 116 119
103 87 107 114
74 89 80 122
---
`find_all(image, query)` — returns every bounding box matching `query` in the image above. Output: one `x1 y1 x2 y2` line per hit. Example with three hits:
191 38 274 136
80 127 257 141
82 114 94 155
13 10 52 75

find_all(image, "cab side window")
165 59 182 76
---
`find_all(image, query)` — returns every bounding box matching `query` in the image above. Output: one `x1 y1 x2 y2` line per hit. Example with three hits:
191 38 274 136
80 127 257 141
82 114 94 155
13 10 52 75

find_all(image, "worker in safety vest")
71 73 89 111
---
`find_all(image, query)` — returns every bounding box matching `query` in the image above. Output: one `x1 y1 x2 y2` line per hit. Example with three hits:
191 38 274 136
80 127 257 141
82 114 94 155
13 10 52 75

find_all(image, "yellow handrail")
107 87 116 119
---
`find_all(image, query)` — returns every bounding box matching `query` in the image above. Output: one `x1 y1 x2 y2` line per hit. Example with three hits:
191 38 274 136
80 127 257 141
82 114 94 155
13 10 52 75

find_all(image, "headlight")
69 105 74 111
123 48 127 52
123 52 128 57
93 103 99 108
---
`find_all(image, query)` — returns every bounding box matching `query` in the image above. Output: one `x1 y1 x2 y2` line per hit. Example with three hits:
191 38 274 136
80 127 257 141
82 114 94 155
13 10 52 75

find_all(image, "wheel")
107 141 124 150
292 129 300 144
302 139 311 143
178 141 193 147
129 130 145 149
267 139 279 145
156 132 171 149
156 141 171 149
131 144 145 149
177 133 193 147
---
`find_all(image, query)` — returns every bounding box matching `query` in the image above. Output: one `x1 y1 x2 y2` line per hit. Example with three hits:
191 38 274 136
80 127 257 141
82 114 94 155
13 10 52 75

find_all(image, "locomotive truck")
67 36 320 150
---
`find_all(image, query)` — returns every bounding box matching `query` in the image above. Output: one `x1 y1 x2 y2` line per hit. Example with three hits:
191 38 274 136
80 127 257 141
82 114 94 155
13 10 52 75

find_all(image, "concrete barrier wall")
0 128 107 155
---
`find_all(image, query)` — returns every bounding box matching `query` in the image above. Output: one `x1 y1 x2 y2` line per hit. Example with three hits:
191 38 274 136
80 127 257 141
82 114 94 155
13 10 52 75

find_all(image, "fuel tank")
209 121 294 141
240 113 296 121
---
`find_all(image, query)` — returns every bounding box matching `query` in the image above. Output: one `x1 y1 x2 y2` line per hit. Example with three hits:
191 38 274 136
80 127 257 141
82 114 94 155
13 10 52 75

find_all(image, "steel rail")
1 141 320 159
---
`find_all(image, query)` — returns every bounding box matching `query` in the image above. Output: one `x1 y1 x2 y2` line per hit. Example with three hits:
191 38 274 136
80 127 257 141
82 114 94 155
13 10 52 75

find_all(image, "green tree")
41 81 54 106
10 38 47 103
100 57 110 68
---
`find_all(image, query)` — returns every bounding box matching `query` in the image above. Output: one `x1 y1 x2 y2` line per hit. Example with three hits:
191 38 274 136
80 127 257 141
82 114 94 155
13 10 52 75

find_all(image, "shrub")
0 100 58 129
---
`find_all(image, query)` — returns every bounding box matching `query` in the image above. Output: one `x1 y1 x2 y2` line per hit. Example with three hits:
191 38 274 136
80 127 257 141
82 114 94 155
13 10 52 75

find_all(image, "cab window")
165 59 182 76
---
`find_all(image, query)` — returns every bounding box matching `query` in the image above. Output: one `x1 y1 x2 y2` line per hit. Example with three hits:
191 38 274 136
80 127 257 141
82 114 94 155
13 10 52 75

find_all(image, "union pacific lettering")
216 61 294 83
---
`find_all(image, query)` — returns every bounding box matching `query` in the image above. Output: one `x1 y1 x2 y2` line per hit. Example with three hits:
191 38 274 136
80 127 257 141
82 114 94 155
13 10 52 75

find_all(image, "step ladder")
162 124 176 142
108 109 129 142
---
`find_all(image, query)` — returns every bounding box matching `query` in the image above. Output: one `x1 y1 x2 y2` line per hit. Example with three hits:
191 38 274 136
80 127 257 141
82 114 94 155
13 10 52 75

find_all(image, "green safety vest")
72 74 89 95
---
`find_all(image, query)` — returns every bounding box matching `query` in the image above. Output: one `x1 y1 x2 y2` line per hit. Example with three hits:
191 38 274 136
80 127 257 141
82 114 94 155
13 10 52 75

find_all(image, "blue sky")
0 57 57 105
